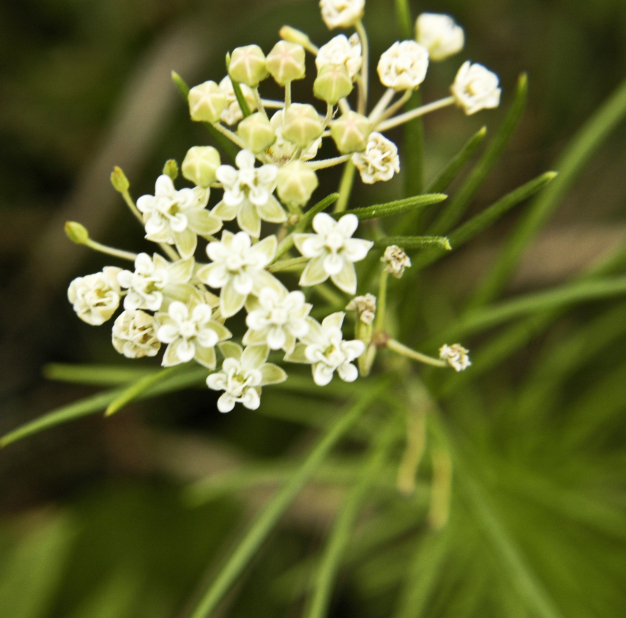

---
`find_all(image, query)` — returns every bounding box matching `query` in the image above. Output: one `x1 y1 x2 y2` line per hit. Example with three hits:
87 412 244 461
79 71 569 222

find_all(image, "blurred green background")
1 0 626 617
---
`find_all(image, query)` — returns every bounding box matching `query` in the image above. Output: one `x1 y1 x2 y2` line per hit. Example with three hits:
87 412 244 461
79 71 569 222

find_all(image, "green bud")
65 221 89 245
266 41 306 86
163 159 179 180
330 111 371 154
182 146 221 187
188 80 228 124
314 63 353 104
276 161 319 208
279 26 314 51
228 45 269 88
237 112 276 153
110 166 129 193
282 103 323 149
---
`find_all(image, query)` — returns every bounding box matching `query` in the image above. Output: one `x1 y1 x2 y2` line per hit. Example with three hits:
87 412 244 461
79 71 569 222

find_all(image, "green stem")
376 96 455 132
386 338 447 368
375 270 389 333
307 155 351 170
267 256 309 272
355 21 369 115
334 161 356 213
84 239 137 262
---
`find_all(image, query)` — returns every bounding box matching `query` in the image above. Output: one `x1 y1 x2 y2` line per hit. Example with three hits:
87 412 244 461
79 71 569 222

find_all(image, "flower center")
270 307 289 325
179 320 197 338
325 231 345 252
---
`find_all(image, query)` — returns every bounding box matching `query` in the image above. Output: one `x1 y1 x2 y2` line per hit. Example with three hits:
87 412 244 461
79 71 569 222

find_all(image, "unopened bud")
330 111 371 153
282 103 323 148
266 41 306 85
279 26 315 52
110 166 129 193
65 221 89 245
182 146 221 187
228 45 269 88
276 161 319 208
314 63 353 104
237 112 277 153
188 80 228 123
163 159 179 180
381 245 411 278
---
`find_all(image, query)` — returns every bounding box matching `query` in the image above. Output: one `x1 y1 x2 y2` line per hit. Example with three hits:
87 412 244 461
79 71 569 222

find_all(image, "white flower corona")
320 0 364 30
112 309 161 358
285 313 365 385
136 175 221 259
244 286 311 352
68 267 122 326
381 245 411 278
294 213 373 294
266 110 322 164
352 132 400 184
451 61 501 115
207 343 287 412
316 34 362 80
378 41 429 91
218 76 257 125
439 343 471 372
415 13 464 62
213 149 286 238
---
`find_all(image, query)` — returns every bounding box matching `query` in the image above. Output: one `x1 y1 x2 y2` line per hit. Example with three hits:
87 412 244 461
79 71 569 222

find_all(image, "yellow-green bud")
330 111 371 154
276 161 319 208
188 80 228 123
182 146 221 187
279 26 314 51
266 41 306 86
282 103 323 148
65 221 89 245
314 63 353 104
228 45 269 88
110 166 129 193
163 159 179 180
237 112 277 153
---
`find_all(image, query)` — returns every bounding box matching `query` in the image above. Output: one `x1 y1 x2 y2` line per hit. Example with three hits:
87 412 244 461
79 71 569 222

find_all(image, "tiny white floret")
320 0 365 30
68 267 122 326
316 34 362 80
381 245 411 278
416 13 464 62
346 294 376 325
451 61 501 115
352 132 400 184
378 41 429 91
112 309 161 358
439 343 471 371
266 110 322 164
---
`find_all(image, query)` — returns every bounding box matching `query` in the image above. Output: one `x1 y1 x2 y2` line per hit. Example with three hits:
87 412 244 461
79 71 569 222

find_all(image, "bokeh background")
1 0 626 616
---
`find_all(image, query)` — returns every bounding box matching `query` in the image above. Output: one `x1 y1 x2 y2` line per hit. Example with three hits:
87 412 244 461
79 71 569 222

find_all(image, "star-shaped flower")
378 41 430 91
68 267 122 326
451 61 501 115
112 309 161 359
352 132 400 184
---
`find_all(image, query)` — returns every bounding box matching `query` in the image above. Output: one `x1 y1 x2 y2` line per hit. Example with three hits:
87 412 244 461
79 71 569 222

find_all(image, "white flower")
319 0 364 29
351 132 400 184
378 41 429 91
218 76 257 125
196 230 281 318
316 34 362 80
451 61 501 115
439 343 471 372
212 149 287 237
136 175 222 259
117 253 197 312
244 286 312 352
294 213 373 294
68 267 122 326
415 13 464 62
346 293 376 325
381 245 411 278
265 110 322 164
156 300 231 368
112 309 161 358
284 313 365 385
207 343 287 412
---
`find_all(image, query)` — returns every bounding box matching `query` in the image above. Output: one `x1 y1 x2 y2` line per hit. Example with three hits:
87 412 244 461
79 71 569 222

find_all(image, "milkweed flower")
316 34 362 80
207 343 287 412
112 309 161 358
415 13 464 62
218 76 257 125
266 110 322 164
377 41 429 91
68 267 122 325
381 245 411 278
352 132 400 184
440 343 471 371
451 61 501 115
320 0 365 30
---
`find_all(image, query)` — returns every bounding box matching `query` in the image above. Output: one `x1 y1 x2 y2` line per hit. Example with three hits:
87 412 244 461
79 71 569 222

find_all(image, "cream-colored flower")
415 13 464 61
381 245 411 278
451 61 501 115
207 343 287 412
294 213 373 294
346 293 376 325
212 149 286 238
265 110 322 164
352 132 399 183
136 175 221 259
316 34 362 80
218 76 257 125
68 267 122 326
284 313 365 385
378 41 429 90
320 0 364 30
112 309 161 358
439 343 471 371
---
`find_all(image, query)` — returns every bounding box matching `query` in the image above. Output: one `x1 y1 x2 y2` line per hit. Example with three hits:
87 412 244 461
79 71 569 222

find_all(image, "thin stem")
285 82 292 109
338 97 351 115
84 239 137 262
274 235 295 261
386 338 447 368
368 88 396 124
375 270 388 333
376 89 412 124
334 161 356 213
267 256 309 272
260 98 285 109
355 20 369 115
322 102 335 130
307 155 351 170
253 88 268 119
212 122 247 149
376 96 455 132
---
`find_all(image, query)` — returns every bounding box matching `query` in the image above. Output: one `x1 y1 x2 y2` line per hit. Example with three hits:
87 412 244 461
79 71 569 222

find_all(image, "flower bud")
451 61 501 115
228 45 269 88
163 159 179 180
314 63 353 104
266 41 306 85
330 111 371 153
378 41 429 91
65 221 89 245
110 166 130 193
381 245 411 278
415 13 464 62
320 0 364 30
182 146 221 187
276 161 319 208
188 80 228 123
237 112 277 153
279 26 314 51
281 103 324 148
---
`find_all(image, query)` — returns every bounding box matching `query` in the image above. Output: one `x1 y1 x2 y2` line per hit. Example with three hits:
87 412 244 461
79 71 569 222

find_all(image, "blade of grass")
44 363 157 386
333 193 447 221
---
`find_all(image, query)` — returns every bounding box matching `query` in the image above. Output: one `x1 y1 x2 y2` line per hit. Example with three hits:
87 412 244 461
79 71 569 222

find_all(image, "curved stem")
212 122 247 149
84 239 137 262
376 89 412 124
369 88 396 124
307 154 351 170
355 20 369 115
376 96 455 132
334 161 356 213
284 82 292 109
386 338 447 368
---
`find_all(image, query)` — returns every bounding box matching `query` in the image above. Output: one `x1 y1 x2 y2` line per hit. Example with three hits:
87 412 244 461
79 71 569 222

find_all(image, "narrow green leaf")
225 53 252 118
375 235 451 251
44 363 156 386
394 0 413 39
334 193 447 221
171 70 190 98
428 73 528 235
